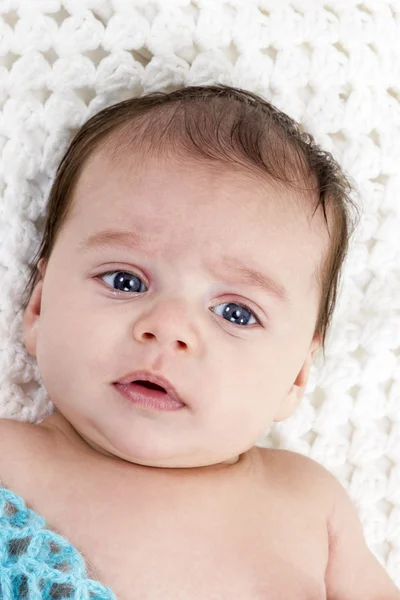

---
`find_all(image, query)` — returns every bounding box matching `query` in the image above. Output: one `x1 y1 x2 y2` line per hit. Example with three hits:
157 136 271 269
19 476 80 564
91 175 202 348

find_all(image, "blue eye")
212 302 260 326
97 271 261 327
98 271 147 294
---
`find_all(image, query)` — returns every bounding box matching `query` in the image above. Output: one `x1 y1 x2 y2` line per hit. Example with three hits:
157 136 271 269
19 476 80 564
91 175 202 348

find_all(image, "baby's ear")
23 259 47 357
273 334 321 422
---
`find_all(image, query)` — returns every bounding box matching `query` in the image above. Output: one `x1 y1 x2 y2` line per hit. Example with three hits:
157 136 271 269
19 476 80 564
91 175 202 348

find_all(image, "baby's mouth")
113 380 186 411
133 380 167 393
114 370 186 406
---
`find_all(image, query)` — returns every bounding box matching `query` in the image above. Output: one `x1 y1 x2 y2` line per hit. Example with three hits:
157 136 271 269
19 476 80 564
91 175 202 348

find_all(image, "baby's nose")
131 300 199 354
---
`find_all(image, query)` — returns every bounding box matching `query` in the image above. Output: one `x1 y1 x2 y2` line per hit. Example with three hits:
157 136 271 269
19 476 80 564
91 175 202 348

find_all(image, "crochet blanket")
0 483 116 599
0 0 399 588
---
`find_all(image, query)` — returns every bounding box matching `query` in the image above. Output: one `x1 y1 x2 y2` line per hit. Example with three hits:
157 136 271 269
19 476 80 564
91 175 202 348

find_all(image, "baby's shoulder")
259 447 338 513
0 415 44 446
259 444 336 478
0 417 52 483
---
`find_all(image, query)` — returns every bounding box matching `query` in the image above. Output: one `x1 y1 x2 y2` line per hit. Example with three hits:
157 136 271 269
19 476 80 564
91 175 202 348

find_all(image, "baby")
0 84 399 600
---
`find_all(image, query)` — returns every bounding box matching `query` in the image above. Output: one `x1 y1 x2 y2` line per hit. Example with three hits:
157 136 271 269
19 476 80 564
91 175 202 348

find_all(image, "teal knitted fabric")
0 485 117 600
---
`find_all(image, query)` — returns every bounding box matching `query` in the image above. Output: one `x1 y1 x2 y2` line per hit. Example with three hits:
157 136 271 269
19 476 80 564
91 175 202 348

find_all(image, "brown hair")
22 84 360 359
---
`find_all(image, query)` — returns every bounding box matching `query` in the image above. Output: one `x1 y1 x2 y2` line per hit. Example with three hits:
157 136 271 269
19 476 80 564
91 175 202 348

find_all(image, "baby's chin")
79 433 242 468
40 411 243 468
220 455 240 465
94 443 241 468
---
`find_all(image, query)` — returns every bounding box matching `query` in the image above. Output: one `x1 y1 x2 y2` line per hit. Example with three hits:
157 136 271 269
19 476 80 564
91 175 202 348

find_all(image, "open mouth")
133 380 167 393
114 378 185 410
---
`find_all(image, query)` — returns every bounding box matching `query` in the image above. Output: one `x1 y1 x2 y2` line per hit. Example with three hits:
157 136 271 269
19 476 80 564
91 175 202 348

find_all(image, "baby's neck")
37 411 249 472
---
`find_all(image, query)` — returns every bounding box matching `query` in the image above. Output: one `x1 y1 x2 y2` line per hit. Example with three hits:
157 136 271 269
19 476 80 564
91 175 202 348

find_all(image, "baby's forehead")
74 144 329 252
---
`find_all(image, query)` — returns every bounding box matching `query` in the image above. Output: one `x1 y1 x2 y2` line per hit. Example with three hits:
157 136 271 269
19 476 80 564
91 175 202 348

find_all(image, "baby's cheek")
35 306 83 391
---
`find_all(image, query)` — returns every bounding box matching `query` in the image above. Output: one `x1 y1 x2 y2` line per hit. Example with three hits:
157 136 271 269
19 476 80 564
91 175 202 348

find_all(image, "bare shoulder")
259 445 338 481
260 449 400 597
0 417 53 482
0 416 47 445
258 446 338 513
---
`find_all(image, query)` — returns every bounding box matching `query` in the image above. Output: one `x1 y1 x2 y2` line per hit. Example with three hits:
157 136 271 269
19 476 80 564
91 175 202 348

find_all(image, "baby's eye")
211 302 260 327
98 271 147 294
97 271 261 327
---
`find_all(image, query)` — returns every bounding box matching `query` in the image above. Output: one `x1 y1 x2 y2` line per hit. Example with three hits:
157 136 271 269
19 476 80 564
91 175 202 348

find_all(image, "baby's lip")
114 370 186 406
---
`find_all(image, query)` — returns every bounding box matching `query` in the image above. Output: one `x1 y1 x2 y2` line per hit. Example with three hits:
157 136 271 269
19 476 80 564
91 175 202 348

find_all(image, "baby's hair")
22 84 360 358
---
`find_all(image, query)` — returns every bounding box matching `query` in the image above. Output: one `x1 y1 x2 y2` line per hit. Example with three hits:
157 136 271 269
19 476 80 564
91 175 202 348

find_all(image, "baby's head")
21 85 359 469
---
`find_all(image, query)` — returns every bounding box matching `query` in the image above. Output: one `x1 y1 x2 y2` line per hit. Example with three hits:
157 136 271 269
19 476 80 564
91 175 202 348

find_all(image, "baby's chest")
0 422 328 599
56 483 328 600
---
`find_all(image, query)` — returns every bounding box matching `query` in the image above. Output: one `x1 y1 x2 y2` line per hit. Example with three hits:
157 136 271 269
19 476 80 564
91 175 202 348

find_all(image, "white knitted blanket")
0 0 399 586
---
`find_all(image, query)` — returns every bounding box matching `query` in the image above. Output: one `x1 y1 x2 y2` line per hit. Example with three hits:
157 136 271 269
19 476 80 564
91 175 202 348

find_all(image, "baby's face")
24 147 325 468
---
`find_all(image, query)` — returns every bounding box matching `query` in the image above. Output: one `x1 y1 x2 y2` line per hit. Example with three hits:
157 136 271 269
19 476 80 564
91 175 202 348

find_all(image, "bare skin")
0 413 330 600
3 151 399 598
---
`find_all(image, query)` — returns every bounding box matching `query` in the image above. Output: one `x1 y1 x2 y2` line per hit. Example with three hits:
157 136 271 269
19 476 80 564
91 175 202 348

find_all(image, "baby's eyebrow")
78 229 290 305
210 258 290 305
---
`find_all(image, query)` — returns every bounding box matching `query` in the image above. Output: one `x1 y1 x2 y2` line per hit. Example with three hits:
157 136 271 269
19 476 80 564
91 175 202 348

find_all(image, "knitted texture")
0 485 116 600
0 0 399 590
